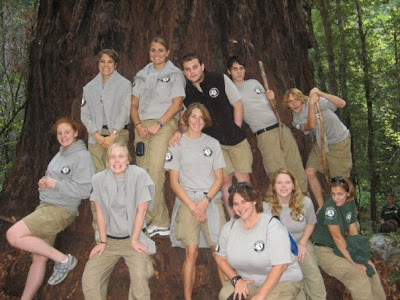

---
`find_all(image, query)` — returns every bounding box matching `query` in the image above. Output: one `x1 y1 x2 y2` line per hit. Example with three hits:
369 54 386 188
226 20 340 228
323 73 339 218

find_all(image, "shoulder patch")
81 98 86 106
165 150 173 162
325 206 336 220
345 212 352 222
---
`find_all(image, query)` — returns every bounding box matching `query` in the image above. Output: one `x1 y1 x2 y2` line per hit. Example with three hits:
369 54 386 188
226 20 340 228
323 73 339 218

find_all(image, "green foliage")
0 0 37 190
309 0 400 220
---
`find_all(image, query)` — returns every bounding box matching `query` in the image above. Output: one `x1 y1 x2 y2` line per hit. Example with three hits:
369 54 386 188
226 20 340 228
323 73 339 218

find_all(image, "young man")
380 193 400 225
227 56 308 194
174 53 253 218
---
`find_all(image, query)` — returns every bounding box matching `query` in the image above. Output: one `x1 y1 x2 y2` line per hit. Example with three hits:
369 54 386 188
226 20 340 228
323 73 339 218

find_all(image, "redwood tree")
0 0 317 299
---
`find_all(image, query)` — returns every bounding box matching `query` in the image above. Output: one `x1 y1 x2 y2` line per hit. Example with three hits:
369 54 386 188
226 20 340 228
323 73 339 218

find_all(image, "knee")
185 247 199 264
6 225 19 247
305 168 317 178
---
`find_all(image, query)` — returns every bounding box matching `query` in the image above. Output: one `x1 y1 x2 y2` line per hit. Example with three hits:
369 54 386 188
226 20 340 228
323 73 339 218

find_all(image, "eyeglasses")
330 176 346 184
228 182 252 194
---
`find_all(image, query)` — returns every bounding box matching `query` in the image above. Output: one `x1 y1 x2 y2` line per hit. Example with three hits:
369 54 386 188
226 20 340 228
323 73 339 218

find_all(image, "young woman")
6 117 95 299
131 37 186 237
264 168 326 299
81 48 132 236
165 103 226 299
283 87 351 209
82 143 155 299
311 177 386 300
215 183 303 300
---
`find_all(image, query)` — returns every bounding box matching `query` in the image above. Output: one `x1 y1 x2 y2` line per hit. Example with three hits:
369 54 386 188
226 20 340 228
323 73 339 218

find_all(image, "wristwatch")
112 129 119 136
205 195 212 203
231 275 242 286
156 119 164 128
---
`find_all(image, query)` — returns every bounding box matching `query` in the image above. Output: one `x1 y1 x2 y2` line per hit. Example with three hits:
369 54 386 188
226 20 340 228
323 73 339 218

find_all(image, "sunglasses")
330 176 346 184
228 182 252 194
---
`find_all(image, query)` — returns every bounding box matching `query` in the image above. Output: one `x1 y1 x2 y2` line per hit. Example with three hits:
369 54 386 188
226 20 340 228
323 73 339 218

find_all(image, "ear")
166 50 170 57
227 68 231 75
201 63 205 72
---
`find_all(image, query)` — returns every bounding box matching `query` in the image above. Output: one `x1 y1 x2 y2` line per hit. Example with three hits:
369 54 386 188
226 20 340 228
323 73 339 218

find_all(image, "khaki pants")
88 129 129 233
314 245 386 300
219 279 301 300
257 125 308 194
82 238 154 300
134 119 177 227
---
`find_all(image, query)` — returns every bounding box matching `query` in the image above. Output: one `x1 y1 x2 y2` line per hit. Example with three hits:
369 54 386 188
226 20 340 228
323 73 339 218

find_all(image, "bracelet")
100 241 107 244
231 275 242 287
298 242 306 246
135 122 142 127
205 195 212 203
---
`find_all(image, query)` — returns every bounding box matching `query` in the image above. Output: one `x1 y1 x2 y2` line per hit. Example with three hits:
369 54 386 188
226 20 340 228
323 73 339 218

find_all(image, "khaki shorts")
23 203 77 245
306 135 352 177
174 199 226 246
221 139 253 176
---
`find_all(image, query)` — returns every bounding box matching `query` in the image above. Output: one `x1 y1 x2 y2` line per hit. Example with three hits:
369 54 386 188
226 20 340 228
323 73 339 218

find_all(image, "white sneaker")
48 254 77 285
146 225 170 237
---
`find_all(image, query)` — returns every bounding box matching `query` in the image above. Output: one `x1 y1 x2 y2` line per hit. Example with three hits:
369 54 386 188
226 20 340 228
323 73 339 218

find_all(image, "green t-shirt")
311 198 357 248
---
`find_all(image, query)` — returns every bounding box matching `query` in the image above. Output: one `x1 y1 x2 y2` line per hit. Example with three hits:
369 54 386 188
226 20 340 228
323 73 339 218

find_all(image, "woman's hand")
39 177 57 189
296 243 308 263
234 279 254 299
131 240 149 254
38 178 47 188
354 262 367 276
147 123 161 135
89 243 106 259
168 131 182 147
94 132 106 147
136 124 149 139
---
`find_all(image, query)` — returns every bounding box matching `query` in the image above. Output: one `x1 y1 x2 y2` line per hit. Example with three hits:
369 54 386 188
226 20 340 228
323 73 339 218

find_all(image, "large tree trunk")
1 1 393 299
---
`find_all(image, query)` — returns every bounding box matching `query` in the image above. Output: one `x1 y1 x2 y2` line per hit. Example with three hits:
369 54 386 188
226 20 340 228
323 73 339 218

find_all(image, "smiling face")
287 93 303 113
56 122 78 148
228 62 246 84
274 173 295 200
331 186 350 207
183 58 205 85
232 193 257 221
98 53 116 80
149 42 169 69
187 108 205 135
108 146 129 178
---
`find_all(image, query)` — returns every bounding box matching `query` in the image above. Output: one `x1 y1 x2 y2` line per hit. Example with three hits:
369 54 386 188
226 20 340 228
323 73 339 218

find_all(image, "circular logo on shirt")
81 98 86 106
161 77 170 83
253 240 265 253
165 151 173 162
132 82 136 87
61 166 71 174
316 113 320 119
346 212 352 222
203 147 212 157
295 124 301 130
215 244 220 252
254 87 262 94
299 214 305 222
209 87 219 98
325 206 336 220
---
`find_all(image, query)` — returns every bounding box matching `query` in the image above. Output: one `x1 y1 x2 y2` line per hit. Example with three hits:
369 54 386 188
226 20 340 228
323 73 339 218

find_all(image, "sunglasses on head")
228 182 252 194
330 176 346 184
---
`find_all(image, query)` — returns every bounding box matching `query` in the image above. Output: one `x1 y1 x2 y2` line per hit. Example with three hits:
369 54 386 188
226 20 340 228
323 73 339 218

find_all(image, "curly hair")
265 168 304 221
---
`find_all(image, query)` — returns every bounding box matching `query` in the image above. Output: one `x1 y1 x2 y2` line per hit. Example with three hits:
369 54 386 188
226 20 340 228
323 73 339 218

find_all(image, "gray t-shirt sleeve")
267 218 293 265
139 185 152 204
223 74 241 105
318 97 337 112
215 221 231 257
303 196 317 225
169 72 186 99
164 145 181 171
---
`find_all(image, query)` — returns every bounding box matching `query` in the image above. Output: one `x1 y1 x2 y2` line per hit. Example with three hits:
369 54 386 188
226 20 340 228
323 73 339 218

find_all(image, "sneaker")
146 225 170 237
48 254 78 285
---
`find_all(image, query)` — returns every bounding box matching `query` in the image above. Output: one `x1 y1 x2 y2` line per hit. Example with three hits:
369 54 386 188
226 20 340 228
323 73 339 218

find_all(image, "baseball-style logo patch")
209 87 219 98
161 77 170 82
299 214 305 222
165 151 173 162
81 98 86 106
346 212 352 222
325 206 336 220
254 87 262 94
253 240 265 253
61 166 71 174
203 147 212 157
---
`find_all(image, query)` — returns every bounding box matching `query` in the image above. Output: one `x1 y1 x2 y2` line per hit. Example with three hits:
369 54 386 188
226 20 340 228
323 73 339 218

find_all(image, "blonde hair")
106 142 132 167
282 88 308 106
265 168 304 221
150 37 169 51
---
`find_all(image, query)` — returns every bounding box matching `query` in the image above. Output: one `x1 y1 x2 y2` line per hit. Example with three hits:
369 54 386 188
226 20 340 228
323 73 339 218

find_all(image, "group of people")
6 36 389 300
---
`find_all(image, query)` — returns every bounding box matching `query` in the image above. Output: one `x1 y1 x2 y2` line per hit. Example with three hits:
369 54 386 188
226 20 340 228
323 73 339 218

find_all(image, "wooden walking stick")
315 101 330 185
258 61 284 151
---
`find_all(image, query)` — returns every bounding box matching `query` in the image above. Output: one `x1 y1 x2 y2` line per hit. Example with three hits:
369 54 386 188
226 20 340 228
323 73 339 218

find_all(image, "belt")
107 234 130 240
312 241 333 248
102 124 128 130
255 123 279 136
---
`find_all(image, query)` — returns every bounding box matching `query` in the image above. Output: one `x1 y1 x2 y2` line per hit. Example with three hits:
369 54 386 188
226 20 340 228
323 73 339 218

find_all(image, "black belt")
312 241 333 248
102 125 128 130
255 123 279 136
107 234 130 240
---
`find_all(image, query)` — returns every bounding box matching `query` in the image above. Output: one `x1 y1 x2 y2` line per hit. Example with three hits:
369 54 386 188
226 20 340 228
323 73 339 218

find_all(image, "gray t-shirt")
263 196 317 242
235 79 277 132
216 213 303 286
292 97 349 144
164 133 226 193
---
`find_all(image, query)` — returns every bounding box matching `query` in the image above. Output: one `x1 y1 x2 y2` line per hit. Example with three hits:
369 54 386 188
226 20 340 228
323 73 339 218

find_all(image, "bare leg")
7 220 67 262
306 167 324 208
183 245 199 300
21 254 48 300
211 245 227 285
221 174 234 219
234 172 250 184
